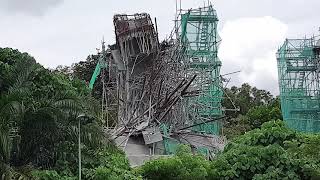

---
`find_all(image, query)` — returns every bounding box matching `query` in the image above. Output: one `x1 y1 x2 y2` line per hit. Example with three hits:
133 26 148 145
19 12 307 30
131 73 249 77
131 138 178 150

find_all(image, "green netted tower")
180 5 223 134
161 4 223 155
277 36 320 132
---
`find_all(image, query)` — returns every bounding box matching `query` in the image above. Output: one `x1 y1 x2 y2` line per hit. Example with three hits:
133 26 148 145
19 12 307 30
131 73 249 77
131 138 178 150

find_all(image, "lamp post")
78 118 81 180
76 114 87 180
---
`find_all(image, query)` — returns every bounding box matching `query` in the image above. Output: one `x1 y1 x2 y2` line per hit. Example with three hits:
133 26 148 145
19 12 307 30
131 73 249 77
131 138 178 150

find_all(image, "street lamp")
76 114 89 180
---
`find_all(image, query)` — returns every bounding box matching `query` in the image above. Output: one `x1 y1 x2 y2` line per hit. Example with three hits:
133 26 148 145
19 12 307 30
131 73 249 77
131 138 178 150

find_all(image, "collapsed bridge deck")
90 3 231 166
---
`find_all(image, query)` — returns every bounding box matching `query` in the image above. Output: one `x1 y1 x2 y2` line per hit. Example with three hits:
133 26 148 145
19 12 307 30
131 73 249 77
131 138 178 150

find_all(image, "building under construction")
90 3 231 166
277 35 320 132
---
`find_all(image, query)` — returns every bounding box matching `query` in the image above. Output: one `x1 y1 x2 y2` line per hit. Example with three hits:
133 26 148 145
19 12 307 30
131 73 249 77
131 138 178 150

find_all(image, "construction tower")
277 35 320 132
179 5 223 134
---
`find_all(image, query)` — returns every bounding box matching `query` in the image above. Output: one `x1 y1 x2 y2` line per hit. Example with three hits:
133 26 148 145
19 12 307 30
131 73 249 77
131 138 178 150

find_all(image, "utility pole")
78 119 81 180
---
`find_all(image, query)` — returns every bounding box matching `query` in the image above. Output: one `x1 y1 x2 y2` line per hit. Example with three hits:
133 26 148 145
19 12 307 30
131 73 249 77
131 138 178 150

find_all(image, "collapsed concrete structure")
89 3 235 166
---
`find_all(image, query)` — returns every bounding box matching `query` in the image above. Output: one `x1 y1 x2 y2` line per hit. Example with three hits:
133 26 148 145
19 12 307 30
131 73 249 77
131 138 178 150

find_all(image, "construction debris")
90 2 236 166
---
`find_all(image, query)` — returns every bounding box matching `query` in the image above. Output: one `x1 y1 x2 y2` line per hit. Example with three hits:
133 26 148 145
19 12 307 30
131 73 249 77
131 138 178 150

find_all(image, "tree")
210 120 320 179
0 48 36 94
246 104 282 129
222 85 282 139
72 55 105 100
0 48 117 179
223 83 274 118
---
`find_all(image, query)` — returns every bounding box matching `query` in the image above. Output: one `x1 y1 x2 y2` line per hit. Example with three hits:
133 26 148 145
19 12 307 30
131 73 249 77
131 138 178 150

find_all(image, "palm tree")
0 53 114 178
0 59 34 179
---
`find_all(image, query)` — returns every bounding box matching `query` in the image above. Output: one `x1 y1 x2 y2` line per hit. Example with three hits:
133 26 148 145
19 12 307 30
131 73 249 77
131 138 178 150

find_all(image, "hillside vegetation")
1 48 320 180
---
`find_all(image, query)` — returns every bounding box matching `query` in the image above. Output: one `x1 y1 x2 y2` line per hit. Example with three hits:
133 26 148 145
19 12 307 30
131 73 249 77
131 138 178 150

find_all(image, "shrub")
209 120 320 180
139 145 210 180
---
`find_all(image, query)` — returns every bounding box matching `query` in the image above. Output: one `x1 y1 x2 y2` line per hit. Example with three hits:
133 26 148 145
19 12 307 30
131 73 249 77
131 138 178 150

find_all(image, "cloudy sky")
0 0 319 95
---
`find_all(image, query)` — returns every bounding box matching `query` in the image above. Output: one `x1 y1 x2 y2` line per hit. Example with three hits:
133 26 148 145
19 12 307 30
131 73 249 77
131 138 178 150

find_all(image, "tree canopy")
222 84 282 139
0 47 138 179
1 47 319 180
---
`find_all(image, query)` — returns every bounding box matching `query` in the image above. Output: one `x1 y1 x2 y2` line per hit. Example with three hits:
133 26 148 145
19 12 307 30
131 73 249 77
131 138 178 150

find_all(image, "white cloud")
0 0 64 16
219 16 288 95
1 0 316 95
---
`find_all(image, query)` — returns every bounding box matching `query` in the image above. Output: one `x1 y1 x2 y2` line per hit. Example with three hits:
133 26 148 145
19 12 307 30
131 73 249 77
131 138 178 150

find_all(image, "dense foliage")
2 47 320 180
222 84 282 139
138 145 210 180
32 148 140 180
54 54 103 100
223 83 274 118
211 120 320 179
0 48 138 179
140 121 320 180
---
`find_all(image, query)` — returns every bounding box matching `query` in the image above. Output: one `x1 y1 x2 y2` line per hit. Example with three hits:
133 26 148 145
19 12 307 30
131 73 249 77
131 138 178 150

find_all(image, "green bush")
33 148 141 180
32 170 76 180
138 121 320 180
209 144 318 179
139 145 210 180
94 166 141 180
209 120 320 180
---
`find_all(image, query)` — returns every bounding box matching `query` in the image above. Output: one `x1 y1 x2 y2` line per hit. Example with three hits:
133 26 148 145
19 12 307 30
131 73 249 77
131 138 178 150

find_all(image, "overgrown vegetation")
223 84 282 139
139 121 320 180
0 48 139 179
1 47 320 180
210 120 320 179
138 145 210 180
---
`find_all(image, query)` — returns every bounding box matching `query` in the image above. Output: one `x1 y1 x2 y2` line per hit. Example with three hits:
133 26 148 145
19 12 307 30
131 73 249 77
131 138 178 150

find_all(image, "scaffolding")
179 5 223 134
277 36 320 132
89 42 118 128
89 3 229 164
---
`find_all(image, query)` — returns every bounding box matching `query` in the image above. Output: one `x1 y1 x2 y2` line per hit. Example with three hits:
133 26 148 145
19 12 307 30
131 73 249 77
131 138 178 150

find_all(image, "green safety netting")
160 5 223 154
277 38 320 132
160 124 211 155
192 121 221 134
180 5 223 135
89 58 108 89
89 62 101 89
196 146 210 157
160 124 180 155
